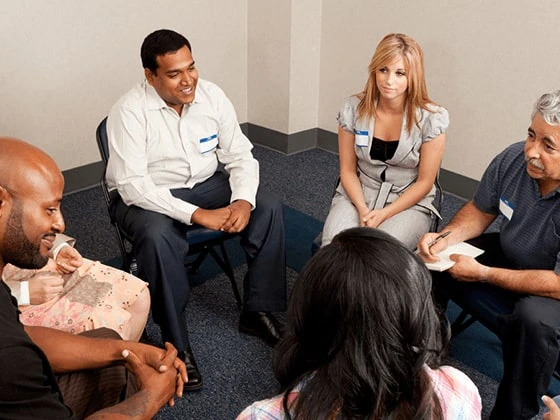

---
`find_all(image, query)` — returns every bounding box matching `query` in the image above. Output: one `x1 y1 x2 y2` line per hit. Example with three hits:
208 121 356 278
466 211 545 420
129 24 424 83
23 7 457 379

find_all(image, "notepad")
424 242 485 272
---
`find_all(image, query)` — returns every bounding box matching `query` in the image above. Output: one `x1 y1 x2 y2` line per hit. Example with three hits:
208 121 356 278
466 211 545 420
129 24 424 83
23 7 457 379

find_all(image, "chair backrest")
95 117 136 273
430 171 444 232
95 117 113 210
96 117 110 163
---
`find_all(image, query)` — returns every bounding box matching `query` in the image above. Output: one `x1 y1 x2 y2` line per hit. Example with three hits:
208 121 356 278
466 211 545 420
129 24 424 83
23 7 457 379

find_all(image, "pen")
428 230 452 248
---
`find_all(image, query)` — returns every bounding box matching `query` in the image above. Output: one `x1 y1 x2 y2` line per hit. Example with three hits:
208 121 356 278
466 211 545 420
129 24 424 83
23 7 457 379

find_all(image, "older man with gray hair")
417 90 560 419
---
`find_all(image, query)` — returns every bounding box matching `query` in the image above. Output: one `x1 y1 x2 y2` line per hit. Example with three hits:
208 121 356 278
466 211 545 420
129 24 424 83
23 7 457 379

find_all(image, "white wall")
247 0 322 134
2 1 559 182
247 0 291 132
247 0 321 135
0 0 247 171
318 0 560 180
288 0 321 134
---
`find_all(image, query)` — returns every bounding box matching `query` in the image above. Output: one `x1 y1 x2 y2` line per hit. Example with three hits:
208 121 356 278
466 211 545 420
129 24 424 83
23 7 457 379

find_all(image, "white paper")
424 242 485 272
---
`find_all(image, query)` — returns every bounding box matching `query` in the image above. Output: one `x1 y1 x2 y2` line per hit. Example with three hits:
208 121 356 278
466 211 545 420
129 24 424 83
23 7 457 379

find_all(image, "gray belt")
371 181 393 210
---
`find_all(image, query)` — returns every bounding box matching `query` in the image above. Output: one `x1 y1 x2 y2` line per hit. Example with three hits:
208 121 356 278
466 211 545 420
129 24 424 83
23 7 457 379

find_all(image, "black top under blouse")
370 136 399 162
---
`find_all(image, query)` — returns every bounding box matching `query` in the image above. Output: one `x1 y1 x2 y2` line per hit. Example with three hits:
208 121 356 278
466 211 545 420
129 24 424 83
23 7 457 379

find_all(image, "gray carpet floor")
60 145 550 419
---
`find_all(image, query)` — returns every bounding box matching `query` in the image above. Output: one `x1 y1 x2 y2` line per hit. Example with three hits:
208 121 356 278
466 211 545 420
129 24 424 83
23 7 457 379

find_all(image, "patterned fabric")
237 365 482 419
3 258 148 340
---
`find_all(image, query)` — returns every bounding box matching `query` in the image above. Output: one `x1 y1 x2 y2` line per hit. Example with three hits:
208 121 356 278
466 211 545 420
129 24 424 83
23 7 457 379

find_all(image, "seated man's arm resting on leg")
191 206 232 231
449 261 560 299
221 199 251 233
417 201 497 261
25 325 187 415
86 345 180 419
418 202 560 299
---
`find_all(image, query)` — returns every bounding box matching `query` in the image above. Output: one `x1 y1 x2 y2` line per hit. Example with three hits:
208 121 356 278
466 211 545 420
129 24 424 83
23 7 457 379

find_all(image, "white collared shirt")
106 79 259 225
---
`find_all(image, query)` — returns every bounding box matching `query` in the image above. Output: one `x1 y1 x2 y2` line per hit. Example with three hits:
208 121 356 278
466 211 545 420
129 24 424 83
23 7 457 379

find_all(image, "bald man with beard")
0 137 187 419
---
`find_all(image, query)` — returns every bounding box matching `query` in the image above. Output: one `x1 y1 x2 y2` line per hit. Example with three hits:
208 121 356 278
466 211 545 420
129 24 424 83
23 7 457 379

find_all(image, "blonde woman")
322 33 448 250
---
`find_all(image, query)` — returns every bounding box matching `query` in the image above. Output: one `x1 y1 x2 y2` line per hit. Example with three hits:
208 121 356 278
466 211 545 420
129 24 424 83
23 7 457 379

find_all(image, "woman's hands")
359 207 390 228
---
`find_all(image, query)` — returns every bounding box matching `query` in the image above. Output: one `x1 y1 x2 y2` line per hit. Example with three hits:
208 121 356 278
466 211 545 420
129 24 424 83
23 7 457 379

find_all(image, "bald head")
0 137 63 199
0 137 65 272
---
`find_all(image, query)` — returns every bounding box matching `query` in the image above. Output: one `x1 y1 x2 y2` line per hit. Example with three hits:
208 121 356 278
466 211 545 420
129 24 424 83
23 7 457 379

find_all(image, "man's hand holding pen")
417 230 488 282
417 230 452 262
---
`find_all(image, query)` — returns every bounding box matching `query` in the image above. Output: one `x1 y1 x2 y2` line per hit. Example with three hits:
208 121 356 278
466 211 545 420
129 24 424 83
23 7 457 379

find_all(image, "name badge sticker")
354 129 369 148
499 196 514 220
199 134 218 154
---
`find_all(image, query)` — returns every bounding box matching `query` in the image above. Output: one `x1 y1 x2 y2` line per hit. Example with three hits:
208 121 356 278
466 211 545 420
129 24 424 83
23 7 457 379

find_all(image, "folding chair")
95 117 242 309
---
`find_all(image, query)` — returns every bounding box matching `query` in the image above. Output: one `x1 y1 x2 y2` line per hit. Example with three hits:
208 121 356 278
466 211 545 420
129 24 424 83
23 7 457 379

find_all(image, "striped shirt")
473 141 560 273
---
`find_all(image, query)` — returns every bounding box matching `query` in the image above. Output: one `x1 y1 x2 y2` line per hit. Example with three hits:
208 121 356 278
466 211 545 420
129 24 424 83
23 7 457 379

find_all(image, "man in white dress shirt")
105 29 286 391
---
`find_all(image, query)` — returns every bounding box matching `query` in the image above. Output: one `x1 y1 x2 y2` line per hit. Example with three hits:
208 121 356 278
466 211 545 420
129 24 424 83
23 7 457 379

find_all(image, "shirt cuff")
230 189 257 210
19 281 30 306
172 202 199 225
52 242 71 261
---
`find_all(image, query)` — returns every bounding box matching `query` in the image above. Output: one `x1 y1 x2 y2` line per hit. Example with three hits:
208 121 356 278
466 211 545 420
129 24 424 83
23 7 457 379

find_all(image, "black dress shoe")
239 311 283 346
178 347 203 391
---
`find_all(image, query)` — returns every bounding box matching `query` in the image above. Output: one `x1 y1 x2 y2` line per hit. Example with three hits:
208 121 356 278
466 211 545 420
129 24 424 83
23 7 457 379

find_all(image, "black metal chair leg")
208 245 242 309
451 309 477 337
189 249 210 273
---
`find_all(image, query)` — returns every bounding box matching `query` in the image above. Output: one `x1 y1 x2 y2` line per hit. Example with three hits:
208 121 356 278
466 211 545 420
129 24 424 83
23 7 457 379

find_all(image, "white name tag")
199 134 218 154
499 196 514 220
354 129 369 148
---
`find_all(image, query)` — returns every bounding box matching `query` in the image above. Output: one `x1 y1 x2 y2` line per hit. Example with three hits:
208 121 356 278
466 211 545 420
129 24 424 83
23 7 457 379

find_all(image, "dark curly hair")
141 29 192 73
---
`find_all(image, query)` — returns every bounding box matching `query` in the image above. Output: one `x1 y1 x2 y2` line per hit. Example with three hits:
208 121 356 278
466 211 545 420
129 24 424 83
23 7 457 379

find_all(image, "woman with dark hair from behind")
238 227 481 419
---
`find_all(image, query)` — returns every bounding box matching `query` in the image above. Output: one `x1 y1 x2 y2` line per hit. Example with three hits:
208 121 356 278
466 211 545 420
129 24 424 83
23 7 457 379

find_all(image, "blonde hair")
356 33 436 133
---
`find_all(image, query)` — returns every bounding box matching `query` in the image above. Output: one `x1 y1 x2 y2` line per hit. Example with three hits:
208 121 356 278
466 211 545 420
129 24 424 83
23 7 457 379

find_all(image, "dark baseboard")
62 161 104 195
245 123 316 154
62 124 479 200
317 128 338 153
439 168 478 200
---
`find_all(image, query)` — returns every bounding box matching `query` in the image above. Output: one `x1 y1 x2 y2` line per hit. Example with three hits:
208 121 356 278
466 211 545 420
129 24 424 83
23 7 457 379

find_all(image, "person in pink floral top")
238 228 481 419
3 233 149 341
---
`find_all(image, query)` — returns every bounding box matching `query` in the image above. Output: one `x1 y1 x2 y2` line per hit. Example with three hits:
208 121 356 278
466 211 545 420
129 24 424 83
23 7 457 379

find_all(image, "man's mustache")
526 158 544 170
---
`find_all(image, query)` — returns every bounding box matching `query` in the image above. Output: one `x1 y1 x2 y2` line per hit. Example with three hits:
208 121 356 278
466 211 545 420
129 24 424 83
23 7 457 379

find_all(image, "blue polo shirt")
473 141 560 274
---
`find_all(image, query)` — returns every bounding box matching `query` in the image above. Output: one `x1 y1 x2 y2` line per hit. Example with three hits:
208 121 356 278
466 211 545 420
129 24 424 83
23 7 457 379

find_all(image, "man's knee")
250 191 284 231
255 190 283 216
513 296 560 332
134 217 188 254
430 271 455 310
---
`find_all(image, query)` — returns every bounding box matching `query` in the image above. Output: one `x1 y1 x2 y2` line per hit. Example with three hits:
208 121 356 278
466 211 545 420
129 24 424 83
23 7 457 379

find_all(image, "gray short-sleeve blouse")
337 95 449 144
